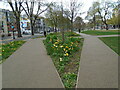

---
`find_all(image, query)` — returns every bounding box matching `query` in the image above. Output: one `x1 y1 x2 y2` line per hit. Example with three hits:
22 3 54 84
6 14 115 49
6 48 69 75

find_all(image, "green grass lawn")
44 31 83 88
99 37 119 55
82 30 120 35
0 41 26 64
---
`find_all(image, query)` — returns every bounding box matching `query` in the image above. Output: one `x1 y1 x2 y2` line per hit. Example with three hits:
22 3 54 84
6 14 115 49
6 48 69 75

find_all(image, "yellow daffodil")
60 45 63 48
64 53 69 56
50 39 52 42
64 48 66 51
54 42 58 44
71 42 74 44
66 46 68 48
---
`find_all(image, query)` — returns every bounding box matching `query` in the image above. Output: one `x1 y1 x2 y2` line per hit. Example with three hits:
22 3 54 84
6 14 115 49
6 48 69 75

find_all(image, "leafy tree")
74 16 84 33
107 3 120 28
97 1 115 30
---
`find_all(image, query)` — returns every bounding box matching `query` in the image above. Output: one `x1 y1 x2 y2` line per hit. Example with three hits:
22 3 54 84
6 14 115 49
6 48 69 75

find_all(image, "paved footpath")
2 38 64 88
76 33 118 88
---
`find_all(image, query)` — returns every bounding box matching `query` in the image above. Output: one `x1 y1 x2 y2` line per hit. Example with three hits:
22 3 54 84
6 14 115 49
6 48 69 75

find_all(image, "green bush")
63 73 77 88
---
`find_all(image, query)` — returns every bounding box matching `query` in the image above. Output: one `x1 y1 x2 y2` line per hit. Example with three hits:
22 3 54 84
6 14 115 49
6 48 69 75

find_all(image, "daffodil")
50 39 52 42
60 45 63 48
64 53 69 56
54 42 58 44
53 44 56 47
71 42 74 44
66 46 68 48
55 46 58 47
59 58 62 61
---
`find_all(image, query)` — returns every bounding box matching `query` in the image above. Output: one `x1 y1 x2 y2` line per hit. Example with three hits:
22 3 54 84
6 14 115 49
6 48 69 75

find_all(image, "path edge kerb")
75 38 85 89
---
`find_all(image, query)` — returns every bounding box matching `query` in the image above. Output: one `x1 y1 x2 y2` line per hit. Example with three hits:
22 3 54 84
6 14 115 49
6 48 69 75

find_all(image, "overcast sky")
0 0 118 22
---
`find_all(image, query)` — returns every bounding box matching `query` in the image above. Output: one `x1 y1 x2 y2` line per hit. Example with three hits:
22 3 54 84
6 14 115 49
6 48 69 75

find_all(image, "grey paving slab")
76 36 118 88
2 38 64 88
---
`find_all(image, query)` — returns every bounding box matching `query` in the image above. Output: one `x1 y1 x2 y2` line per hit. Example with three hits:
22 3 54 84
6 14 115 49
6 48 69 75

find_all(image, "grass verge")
0 41 26 64
99 37 119 55
82 30 120 35
43 32 83 88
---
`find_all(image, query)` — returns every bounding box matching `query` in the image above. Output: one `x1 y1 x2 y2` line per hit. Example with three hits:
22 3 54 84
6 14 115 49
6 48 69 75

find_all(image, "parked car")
23 29 31 35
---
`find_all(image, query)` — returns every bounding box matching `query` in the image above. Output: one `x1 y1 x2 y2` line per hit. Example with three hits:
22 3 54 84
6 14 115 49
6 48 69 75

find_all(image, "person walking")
44 30 46 37
11 24 15 39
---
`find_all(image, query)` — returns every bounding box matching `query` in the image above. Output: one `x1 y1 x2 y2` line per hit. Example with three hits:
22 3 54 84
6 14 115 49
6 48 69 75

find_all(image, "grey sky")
0 0 118 22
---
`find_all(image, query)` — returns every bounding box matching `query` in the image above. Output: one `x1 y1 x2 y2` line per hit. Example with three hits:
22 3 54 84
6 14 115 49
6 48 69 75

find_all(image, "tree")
64 0 82 31
45 3 60 32
97 1 115 30
107 2 120 28
86 2 99 30
7 0 24 37
21 0 50 35
74 16 84 33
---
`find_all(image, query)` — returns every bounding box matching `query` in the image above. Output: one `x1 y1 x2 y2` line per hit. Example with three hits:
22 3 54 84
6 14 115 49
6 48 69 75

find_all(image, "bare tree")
7 0 24 37
64 0 82 31
21 0 50 35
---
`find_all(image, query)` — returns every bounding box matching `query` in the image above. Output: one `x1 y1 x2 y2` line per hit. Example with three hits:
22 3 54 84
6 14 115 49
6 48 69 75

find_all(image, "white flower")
59 58 62 61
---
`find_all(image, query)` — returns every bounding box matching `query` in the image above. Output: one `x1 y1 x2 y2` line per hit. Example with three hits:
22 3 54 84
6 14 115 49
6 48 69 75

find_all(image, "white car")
22 29 31 34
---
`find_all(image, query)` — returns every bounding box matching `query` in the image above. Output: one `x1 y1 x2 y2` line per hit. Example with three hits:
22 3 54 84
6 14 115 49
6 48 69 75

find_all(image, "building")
34 18 47 33
0 8 8 35
0 8 16 36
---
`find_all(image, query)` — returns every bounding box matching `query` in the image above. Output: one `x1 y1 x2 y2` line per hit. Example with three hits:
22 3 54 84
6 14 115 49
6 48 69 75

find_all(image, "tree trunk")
70 20 73 32
105 23 109 30
30 19 34 35
16 17 22 37
93 15 96 30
